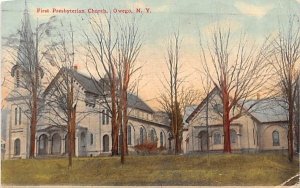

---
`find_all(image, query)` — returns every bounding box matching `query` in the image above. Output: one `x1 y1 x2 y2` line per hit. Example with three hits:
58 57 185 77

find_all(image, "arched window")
214 132 221 144
160 132 164 147
90 133 93 145
103 135 109 152
15 107 18 125
14 138 20 156
140 127 145 144
272 131 280 146
128 126 132 145
19 107 22 125
230 130 237 144
51 133 61 154
38 134 48 155
150 129 157 143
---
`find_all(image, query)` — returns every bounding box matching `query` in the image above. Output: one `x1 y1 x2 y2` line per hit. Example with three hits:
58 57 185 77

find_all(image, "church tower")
6 0 43 159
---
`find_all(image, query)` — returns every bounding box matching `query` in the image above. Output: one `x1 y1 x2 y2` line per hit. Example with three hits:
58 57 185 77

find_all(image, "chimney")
257 93 260 100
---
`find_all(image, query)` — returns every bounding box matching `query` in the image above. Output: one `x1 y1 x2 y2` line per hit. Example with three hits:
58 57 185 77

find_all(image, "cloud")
234 1 273 19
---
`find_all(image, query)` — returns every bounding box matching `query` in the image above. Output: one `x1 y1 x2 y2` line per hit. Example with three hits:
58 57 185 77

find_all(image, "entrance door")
38 134 48 155
51 133 61 154
199 131 208 151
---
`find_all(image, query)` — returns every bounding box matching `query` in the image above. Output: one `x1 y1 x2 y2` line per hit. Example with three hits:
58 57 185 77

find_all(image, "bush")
134 141 158 155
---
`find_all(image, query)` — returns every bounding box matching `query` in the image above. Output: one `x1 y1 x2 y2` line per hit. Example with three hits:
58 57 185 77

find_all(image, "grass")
1 153 299 186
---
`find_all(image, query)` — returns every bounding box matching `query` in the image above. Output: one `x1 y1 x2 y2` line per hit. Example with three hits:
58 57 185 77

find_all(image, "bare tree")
159 32 201 154
2 6 55 158
83 14 142 163
43 21 89 167
199 27 270 153
269 15 300 161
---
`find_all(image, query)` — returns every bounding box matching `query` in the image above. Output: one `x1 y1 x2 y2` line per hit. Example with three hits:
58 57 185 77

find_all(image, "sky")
1 0 300 110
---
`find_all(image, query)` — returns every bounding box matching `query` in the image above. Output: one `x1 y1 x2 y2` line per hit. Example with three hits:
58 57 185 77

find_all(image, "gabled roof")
183 105 197 129
128 93 153 113
185 86 288 125
71 69 103 94
244 99 288 123
186 86 219 123
44 68 154 113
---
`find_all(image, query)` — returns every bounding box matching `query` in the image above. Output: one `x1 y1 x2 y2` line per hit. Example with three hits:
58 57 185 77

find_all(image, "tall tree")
199 27 270 153
84 14 142 163
269 15 300 162
159 32 201 154
43 21 87 167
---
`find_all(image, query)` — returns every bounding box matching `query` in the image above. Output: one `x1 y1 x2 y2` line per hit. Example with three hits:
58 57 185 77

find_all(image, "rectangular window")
106 109 110 124
19 107 22 125
253 128 255 145
102 110 105 125
90 133 93 145
15 107 18 125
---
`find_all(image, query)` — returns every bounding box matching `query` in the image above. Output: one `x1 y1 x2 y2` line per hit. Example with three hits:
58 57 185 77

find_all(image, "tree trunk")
123 94 128 155
223 92 231 153
29 103 37 158
288 97 294 162
68 119 72 167
30 79 37 158
110 70 119 156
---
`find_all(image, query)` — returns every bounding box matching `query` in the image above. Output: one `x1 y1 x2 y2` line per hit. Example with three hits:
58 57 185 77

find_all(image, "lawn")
1 153 299 186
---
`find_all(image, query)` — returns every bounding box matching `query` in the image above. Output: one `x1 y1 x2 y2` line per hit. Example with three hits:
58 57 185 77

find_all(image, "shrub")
134 141 158 155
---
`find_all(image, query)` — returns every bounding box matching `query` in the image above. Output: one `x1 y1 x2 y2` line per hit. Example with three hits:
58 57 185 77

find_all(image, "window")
213 104 223 113
160 132 163 147
80 132 86 147
102 110 105 125
214 132 221 144
128 126 132 145
14 138 20 155
38 134 48 155
85 93 96 106
19 107 22 125
15 107 18 125
140 127 145 144
65 134 69 153
230 130 237 144
90 133 93 145
103 135 109 152
150 129 157 143
272 131 280 146
102 109 110 125
253 128 255 145
106 109 109 124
